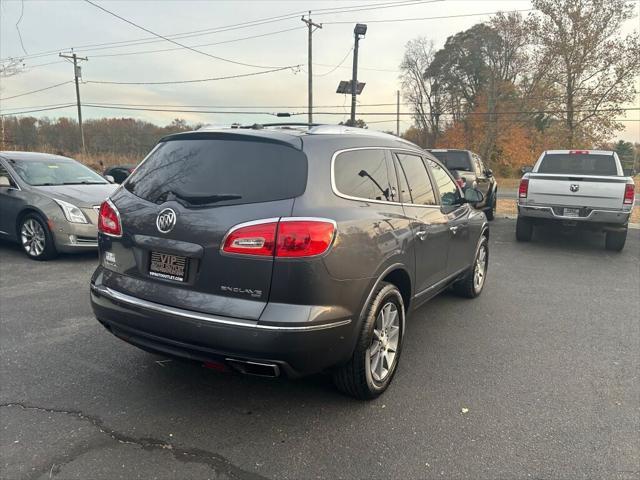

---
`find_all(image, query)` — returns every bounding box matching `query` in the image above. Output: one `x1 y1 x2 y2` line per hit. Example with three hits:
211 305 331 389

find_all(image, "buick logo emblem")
570 184 580 192
156 208 176 233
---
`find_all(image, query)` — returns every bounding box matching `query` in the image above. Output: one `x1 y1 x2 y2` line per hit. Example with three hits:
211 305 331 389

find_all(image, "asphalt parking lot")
1 219 638 480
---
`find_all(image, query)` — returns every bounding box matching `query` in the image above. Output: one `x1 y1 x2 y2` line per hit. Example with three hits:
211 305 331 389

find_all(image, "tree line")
1 116 194 160
399 0 639 175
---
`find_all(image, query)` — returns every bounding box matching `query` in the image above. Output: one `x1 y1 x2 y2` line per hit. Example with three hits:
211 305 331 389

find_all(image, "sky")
0 0 638 143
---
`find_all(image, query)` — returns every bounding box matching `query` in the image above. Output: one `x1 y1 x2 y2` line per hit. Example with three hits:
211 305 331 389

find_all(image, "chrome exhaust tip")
226 358 280 378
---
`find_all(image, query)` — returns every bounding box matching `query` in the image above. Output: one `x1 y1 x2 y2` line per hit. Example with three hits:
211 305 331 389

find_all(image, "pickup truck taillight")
222 218 336 258
518 178 529 198
623 183 635 205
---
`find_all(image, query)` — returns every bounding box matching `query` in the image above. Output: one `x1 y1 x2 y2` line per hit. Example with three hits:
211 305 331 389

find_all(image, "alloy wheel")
369 301 400 382
21 219 46 257
473 244 488 292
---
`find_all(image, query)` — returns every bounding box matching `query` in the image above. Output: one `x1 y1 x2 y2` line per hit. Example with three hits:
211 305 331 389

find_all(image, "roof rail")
308 125 418 147
196 123 419 147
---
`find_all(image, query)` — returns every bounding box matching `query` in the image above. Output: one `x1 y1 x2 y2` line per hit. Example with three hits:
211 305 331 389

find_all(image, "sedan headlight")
53 198 88 224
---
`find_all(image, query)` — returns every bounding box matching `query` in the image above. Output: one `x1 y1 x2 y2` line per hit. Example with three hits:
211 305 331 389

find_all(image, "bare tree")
399 38 444 147
532 0 640 146
0 58 26 149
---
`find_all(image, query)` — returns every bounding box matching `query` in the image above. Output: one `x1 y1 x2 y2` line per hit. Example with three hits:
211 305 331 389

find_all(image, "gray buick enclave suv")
90 124 489 399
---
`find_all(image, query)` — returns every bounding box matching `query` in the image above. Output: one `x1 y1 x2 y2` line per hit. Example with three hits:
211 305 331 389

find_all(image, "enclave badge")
156 208 177 233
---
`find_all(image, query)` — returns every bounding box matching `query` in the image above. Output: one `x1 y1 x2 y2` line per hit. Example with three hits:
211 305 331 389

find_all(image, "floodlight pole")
350 24 366 124
302 13 322 125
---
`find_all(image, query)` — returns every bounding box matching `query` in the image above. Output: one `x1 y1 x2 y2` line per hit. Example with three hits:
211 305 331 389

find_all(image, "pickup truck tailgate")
527 174 627 209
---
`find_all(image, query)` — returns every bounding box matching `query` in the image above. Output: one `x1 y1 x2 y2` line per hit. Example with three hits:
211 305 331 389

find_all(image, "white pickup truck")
516 150 635 251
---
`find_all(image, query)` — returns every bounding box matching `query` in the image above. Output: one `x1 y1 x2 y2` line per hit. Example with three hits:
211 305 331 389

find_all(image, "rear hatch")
527 152 626 209
101 131 307 319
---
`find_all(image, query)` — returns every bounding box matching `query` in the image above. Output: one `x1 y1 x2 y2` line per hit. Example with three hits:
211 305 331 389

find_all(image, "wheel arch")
359 263 413 323
16 206 51 236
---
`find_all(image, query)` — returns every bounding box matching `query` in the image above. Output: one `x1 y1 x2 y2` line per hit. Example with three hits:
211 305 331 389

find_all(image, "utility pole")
59 52 88 153
396 90 400 136
350 24 367 124
301 12 322 125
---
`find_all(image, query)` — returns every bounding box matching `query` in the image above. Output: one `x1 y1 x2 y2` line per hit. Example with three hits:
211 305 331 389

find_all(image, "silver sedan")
0 151 118 260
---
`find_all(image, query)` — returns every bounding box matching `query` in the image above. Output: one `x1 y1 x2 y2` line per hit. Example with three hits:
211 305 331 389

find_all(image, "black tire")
605 229 627 252
515 216 533 242
453 235 489 298
19 213 57 260
333 282 405 400
485 190 496 221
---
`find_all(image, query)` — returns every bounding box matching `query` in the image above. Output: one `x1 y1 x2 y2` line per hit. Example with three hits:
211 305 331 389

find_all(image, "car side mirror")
464 188 484 205
104 175 115 183
521 166 533 174
0 176 11 187
485 168 493 177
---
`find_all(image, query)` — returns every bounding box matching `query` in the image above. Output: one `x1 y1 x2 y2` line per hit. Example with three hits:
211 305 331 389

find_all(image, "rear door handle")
449 225 459 235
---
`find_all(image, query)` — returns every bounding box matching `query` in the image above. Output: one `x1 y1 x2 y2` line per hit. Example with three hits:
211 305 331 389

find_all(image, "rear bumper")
518 203 630 226
90 282 354 378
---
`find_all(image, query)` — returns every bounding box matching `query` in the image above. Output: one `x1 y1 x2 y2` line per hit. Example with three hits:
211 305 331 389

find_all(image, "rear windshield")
124 138 307 206
537 153 618 176
429 151 472 171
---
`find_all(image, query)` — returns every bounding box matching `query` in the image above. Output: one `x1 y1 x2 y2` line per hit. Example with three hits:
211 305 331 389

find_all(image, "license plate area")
149 251 188 282
563 207 580 218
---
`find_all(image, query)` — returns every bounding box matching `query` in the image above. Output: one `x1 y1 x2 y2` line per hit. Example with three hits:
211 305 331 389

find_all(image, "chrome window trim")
91 284 351 332
0 158 22 191
330 146 441 209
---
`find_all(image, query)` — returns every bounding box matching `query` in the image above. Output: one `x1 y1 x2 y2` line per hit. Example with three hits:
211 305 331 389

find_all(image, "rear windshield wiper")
158 191 242 207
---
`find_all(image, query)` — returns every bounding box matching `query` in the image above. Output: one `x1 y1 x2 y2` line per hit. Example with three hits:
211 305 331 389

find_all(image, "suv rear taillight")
518 178 529 198
222 221 278 256
98 199 122 237
623 183 635 205
222 218 336 258
276 219 336 257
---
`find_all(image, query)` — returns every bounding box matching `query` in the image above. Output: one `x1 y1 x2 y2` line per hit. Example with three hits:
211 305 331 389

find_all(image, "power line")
2 0 441 62
0 104 76 116
323 8 534 24
1 102 638 123
89 26 305 58
313 47 353 77
15 0 28 55
83 66 297 85
0 81 73 101
83 0 296 70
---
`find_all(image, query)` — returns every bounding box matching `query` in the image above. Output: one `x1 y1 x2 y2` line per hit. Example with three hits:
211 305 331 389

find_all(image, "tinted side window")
395 153 437 205
334 149 398 203
426 159 459 206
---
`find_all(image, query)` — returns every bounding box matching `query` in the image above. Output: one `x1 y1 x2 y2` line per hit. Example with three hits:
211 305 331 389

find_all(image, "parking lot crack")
1 402 268 480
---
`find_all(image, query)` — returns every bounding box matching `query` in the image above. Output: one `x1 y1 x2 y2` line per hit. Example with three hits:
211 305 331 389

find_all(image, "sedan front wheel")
20 214 57 260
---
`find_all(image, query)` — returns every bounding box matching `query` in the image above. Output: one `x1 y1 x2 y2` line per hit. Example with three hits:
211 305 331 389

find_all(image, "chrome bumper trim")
518 204 630 223
91 284 352 332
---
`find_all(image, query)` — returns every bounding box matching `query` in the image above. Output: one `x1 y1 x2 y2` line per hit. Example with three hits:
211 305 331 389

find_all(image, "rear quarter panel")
270 137 417 345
